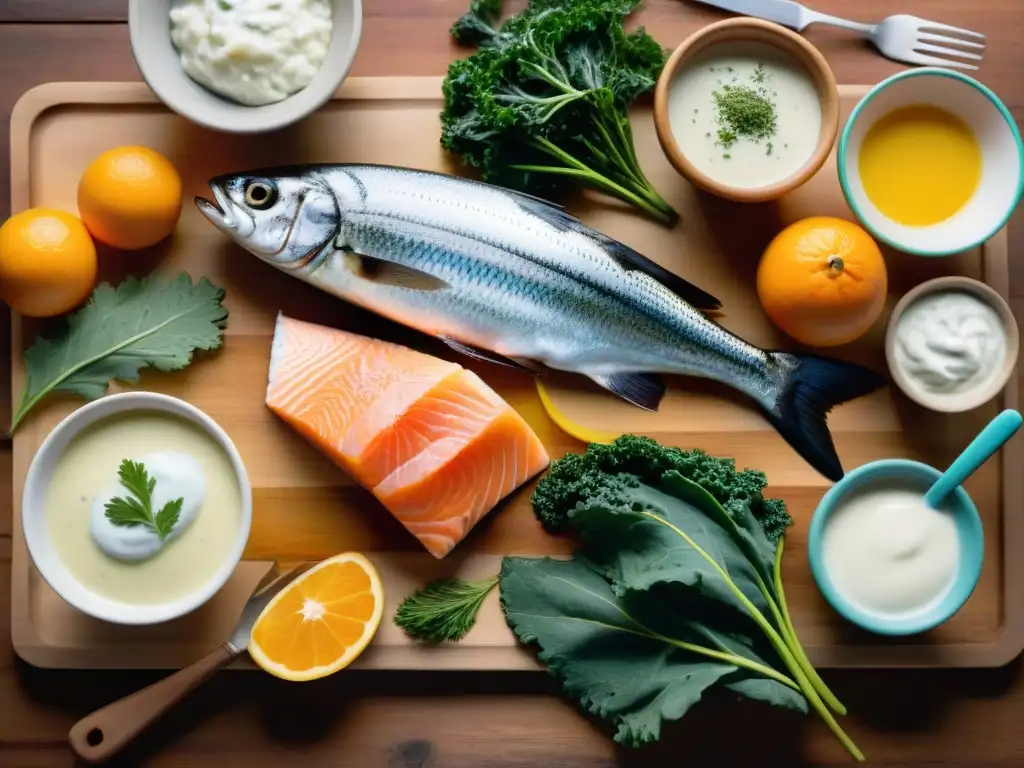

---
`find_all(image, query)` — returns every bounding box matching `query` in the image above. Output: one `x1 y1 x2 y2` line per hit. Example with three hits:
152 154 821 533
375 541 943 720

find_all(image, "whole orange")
0 209 97 317
756 217 888 347
77 146 182 250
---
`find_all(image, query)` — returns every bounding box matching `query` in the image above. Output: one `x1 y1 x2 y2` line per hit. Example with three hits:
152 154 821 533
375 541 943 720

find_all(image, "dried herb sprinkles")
711 62 778 158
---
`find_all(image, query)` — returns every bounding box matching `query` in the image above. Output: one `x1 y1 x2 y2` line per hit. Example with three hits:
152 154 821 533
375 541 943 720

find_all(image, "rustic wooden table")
2 1 1024 765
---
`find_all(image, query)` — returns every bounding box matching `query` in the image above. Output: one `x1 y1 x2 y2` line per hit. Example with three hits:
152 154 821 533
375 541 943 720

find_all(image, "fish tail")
765 354 887 482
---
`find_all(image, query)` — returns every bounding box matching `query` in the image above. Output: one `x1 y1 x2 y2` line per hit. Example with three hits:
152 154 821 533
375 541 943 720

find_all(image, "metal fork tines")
889 15 986 71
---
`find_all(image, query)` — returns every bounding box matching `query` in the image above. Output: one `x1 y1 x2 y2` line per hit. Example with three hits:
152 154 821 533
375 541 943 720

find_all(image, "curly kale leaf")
531 435 793 542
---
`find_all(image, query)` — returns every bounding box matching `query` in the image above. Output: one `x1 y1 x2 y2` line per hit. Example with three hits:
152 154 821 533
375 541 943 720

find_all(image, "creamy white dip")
666 42 821 189
822 483 959 616
893 290 1006 401
170 0 334 107
46 413 243 606
89 451 206 561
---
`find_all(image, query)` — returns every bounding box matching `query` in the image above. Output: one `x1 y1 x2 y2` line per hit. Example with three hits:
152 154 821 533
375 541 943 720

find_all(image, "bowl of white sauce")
886 276 1019 413
129 0 361 133
808 459 984 636
653 18 839 203
22 392 252 625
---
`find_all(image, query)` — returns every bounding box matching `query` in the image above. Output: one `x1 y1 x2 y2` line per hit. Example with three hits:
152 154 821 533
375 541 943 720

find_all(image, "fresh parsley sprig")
104 459 183 540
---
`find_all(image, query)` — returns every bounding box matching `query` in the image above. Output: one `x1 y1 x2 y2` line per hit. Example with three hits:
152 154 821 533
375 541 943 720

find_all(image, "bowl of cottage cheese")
129 0 361 133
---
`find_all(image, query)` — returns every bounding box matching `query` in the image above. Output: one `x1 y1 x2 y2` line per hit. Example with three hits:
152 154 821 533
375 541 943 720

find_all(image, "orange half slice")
249 553 384 681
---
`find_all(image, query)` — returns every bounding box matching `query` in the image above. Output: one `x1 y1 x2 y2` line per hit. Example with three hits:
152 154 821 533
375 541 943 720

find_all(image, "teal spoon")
924 409 1023 508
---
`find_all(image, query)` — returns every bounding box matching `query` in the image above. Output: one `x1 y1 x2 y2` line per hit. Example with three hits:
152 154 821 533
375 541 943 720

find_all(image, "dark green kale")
531 434 792 541
441 0 678 223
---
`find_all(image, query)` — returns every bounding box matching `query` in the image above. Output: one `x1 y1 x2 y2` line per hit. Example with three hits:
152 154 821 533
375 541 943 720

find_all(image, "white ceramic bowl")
22 393 252 625
128 0 362 134
839 68 1023 257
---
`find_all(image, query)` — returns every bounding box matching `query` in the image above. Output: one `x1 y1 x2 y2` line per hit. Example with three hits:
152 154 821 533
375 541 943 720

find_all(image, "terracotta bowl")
885 276 1019 413
653 18 839 203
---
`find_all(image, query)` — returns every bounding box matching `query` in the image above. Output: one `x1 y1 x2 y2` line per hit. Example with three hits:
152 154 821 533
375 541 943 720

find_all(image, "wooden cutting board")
9 78 1023 670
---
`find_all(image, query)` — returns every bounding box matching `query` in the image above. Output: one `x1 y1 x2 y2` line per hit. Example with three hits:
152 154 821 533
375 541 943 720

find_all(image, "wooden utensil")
68 563 312 764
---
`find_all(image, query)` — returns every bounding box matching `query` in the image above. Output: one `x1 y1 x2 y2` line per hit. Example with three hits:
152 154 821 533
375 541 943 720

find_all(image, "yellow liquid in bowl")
858 105 982 226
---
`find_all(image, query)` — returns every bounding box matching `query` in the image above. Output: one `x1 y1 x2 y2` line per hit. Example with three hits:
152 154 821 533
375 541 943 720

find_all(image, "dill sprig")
394 577 499 643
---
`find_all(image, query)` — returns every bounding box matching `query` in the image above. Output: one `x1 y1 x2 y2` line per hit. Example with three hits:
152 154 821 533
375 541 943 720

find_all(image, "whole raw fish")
196 164 885 481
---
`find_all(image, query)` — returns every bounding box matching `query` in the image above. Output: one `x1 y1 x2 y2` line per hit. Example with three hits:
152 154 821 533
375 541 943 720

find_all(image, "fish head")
195 171 339 269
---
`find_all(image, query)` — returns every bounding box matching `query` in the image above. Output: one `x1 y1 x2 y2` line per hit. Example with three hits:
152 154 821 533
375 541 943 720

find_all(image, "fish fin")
345 252 450 291
439 337 545 374
602 245 721 311
510 195 720 311
765 354 887 482
590 372 666 411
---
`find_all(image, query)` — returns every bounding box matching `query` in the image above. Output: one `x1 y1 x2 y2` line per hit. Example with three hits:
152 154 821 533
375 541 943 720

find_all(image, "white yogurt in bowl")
885 277 1019 413
170 0 334 106
893 291 1006 399
807 459 984 636
821 484 960 616
87 450 208 563
665 41 822 189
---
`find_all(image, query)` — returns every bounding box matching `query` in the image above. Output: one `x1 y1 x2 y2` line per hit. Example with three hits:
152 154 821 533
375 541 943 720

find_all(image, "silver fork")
694 1 987 70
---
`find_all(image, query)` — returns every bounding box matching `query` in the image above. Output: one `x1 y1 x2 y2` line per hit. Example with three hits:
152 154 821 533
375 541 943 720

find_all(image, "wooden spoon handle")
68 643 236 764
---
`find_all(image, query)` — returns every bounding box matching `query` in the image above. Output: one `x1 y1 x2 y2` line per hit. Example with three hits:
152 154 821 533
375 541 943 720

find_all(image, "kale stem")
596 115 676 221
592 114 643 186
512 163 673 223
751 563 845 716
522 137 678 223
773 537 847 716
494 90 579 107
518 60 580 96
636 510 864 762
613 111 641 173
649 631 803 691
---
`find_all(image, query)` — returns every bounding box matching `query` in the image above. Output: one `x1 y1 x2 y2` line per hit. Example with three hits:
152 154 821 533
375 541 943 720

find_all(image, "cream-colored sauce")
46 413 242 605
666 42 822 189
822 483 959 616
893 290 1007 398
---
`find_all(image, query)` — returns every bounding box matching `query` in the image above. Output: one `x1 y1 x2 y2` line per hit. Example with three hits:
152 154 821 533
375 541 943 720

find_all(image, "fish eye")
244 180 278 210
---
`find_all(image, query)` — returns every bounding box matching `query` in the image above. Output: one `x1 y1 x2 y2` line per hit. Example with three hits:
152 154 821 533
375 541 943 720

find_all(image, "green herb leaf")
103 495 151 528
104 459 184 541
13 273 228 432
155 497 184 539
395 577 499 642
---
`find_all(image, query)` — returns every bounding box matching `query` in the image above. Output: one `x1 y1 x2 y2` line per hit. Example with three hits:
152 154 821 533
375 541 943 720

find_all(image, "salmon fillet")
266 314 460 478
374 402 551 558
266 314 550 558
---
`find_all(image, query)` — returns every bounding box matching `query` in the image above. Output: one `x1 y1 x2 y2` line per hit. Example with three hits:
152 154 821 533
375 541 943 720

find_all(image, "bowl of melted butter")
839 68 1023 257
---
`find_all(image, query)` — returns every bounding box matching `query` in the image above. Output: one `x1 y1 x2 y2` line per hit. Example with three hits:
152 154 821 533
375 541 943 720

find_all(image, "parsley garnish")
104 459 183 540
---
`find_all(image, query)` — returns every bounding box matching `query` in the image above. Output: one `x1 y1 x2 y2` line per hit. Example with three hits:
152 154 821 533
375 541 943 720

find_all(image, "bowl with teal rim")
838 68 1024 257
807 458 984 636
